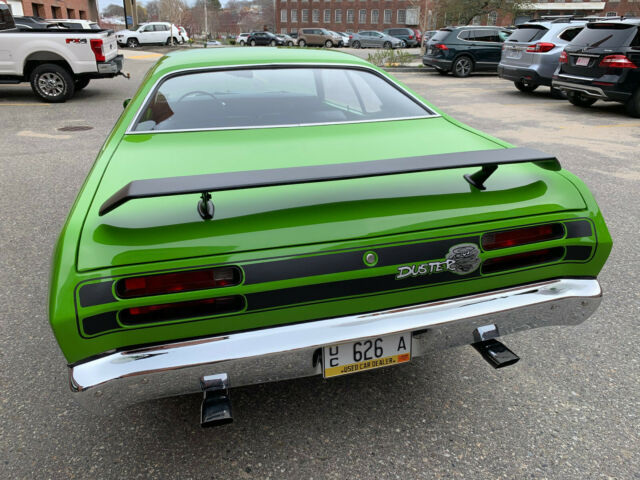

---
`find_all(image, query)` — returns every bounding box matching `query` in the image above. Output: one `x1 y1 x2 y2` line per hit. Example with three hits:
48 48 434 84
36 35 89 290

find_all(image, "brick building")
2 0 98 20
275 0 640 34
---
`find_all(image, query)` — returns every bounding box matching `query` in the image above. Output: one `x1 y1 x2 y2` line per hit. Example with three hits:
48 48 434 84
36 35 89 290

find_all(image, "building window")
79 10 87 19
397 9 406 23
51 5 62 18
335 9 342 22
347 9 354 23
383 9 391 23
606 11 618 17
291 9 297 22
359 9 366 23
324 9 331 22
302 9 308 21
471 15 481 25
281 10 287 22
291 27 298 33
312 9 319 22
371 9 379 24
487 11 497 25
281 28 288 33
66 8 75 18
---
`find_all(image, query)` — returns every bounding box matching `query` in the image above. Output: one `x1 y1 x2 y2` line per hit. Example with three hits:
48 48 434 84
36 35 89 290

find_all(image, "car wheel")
435 68 448 75
400 41 406 48
550 87 566 100
74 77 90 91
325 40 333 48
298 39 306 47
383 41 392 49
239 40 245 46
514 80 538 93
270 39 277 46
126 38 139 48
624 88 640 117
30 63 75 103
287 41 293 47
567 91 597 108
250 40 256 46
452 56 473 78
352 40 360 49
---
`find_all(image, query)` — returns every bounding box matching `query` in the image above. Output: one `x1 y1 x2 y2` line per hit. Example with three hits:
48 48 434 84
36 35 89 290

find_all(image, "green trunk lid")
78 118 586 271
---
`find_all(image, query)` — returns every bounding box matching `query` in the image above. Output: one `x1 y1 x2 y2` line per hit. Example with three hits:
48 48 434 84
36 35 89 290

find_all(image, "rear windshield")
507 26 548 43
569 23 637 48
133 67 432 132
430 29 450 42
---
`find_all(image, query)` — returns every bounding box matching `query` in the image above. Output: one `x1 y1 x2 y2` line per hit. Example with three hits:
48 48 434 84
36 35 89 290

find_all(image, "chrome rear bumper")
70 278 602 411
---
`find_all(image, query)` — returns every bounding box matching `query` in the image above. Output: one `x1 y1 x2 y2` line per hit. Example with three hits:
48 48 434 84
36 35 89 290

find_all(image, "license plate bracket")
323 333 412 378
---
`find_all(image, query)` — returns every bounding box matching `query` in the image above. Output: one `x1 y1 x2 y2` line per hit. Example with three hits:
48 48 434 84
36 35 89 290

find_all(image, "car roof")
588 18 640 26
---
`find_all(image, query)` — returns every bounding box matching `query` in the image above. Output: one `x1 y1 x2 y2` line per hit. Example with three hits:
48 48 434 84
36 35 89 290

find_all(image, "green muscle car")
50 48 612 426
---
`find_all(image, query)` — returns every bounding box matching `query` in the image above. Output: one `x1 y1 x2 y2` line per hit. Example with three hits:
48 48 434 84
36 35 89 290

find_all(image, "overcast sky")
98 0 230 12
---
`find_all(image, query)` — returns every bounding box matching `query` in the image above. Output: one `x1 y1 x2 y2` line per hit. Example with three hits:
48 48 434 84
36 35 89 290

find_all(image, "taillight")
482 247 565 274
90 38 105 62
481 224 564 251
559 51 568 64
120 296 245 325
526 42 555 53
598 55 637 69
434 43 448 51
408 35 414 39
116 267 242 298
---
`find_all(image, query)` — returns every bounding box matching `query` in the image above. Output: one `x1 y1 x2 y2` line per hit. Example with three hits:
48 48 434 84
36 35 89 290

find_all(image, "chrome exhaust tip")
472 324 519 369
200 374 233 428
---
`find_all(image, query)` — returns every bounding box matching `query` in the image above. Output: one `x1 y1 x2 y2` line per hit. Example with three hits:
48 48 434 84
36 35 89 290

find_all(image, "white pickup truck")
0 5 125 102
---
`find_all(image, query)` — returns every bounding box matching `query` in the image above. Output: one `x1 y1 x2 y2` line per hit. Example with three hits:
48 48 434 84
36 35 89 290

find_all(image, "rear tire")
383 41 392 49
30 63 75 103
625 88 640 117
126 38 139 48
298 39 306 47
452 56 473 78
567 91 597 108
270 39 277 46
239 40 245 46
74 77 90 91
352 40 360 49
514 80 538 93
287 41 293 47
325 40 333 48
250 39 256 46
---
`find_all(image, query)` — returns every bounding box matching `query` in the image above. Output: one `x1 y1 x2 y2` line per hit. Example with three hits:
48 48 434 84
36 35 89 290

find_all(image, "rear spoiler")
99 147 559 219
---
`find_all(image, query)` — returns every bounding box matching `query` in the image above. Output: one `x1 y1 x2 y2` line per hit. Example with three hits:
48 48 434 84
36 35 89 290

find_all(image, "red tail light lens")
526 42 555 53
90 38 105 62
559 51 568 64
482 247 565 274
598 55 637 69
116 267 242 298
120 296 245 325
481 224 564 251
434 43 448 51
409 35 414 39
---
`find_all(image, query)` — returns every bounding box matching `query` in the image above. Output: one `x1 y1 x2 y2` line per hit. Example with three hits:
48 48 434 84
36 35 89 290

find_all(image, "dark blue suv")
423 26 512 77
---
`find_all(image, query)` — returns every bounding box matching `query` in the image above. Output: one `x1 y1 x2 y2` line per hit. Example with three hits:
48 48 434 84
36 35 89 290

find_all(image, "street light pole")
204 0 208 41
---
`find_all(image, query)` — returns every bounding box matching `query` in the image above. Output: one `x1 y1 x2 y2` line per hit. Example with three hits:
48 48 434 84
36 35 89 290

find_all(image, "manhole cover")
57 125 93 132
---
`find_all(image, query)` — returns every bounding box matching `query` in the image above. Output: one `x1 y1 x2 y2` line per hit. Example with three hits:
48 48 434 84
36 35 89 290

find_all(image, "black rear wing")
99 147 559 219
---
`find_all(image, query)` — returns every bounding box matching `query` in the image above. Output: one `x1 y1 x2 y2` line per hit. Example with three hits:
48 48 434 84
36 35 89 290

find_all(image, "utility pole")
204 0 208 40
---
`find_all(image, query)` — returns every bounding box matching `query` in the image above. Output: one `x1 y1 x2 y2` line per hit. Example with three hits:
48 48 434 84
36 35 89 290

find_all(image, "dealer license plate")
323 333 411 378
576 56 590 66
506 49 522 59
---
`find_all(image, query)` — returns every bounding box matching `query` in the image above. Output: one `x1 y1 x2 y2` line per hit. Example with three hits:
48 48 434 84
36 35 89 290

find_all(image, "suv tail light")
526 42 555 53
559 51 568 64
481 224 565 251
434 43 448 51
90 38 105 62
116 267 242 298
598 55 637 69
408 35 414 39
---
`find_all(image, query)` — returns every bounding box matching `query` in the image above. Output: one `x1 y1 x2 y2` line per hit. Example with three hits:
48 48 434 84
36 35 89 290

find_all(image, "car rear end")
422 28 455 71
552 20 640 105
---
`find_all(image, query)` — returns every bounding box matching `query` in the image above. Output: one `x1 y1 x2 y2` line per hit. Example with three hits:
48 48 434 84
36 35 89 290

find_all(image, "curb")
384 67 428 73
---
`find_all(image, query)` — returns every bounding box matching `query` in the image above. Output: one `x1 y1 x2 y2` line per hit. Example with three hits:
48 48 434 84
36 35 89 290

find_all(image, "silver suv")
499 19 587 97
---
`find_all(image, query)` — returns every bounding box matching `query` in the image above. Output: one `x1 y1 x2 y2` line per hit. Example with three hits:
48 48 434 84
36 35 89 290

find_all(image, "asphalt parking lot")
1 49 639 479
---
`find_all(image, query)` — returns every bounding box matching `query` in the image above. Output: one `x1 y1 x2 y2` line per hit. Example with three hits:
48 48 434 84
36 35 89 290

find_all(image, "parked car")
246 31 283 46
276 33 295 46
352 31 403 49
45 18 101 30
297 28 342 47
423 26 512 77
422 30 438 46
499 19 587 97
236 32 250 45
327 30 347 47
116 22 181 48
0 4 124 102
52 47 610 426
552 19 640 116
336 31 350 47
383 27 420 47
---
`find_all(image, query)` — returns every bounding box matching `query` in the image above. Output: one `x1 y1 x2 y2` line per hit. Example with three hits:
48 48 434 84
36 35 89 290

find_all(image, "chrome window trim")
126 62 440 134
